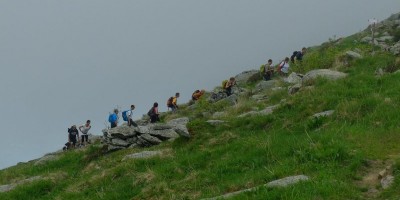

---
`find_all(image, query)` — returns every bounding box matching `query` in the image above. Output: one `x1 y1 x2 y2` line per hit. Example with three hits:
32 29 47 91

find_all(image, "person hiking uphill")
278 57 290 76
148 102 160 123
79 120 91 146
192 89 205 101
108 109 119 128
126 105 138 127
68 125 79 148
290 47 307 63
167 93 180 112
224 77 236 96
260 59 274 81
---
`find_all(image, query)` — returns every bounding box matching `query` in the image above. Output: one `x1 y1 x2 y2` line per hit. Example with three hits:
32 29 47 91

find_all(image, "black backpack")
290 51 298 63
147 107 155 117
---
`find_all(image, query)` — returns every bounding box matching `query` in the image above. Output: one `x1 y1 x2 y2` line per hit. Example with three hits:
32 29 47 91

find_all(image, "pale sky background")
1 1 399 170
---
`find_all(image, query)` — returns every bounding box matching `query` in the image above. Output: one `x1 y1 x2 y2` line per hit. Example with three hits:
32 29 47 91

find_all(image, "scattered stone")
302 69 347 83
390 42 400 55
201 175 309 200
375 68 385 77
346 51 363 59
107 145 125 152
206 120 226 125
312 110 334 118
34 155 59 166
361 36 372 43
122 150 163 160
381 175 395 189
271 87 284 91
288 83 302 95
221 94 238 105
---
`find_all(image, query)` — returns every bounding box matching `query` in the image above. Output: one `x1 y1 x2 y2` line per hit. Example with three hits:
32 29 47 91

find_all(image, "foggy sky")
1 1 399 169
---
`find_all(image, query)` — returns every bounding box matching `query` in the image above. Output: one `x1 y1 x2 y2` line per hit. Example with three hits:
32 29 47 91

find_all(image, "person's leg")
111 122 117 128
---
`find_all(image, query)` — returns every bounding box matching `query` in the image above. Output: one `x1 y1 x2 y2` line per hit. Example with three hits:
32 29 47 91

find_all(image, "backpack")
108 113 117 123
290 51 298 63
147 107 155 117
259 64 266 74
167 97 174 107
222 80 228 89
192 90 200 100
122 110 129 121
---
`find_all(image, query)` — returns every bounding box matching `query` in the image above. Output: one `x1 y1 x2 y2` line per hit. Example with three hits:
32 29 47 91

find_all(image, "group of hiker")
64 47 307 150
260 47 306 80
65 120 91 150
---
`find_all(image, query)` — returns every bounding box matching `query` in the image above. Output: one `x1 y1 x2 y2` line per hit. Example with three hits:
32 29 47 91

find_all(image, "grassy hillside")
1 18 400 199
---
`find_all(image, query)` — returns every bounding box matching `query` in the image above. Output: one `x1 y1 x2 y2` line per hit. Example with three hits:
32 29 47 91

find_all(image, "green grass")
1 30 400 200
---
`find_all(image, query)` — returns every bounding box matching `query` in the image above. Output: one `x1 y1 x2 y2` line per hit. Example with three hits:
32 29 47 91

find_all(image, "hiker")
290 47 307 63
192 89 205 101
260 59 274 80
148 102 160 123
126 105 138 127
78 120 91 146
68 125 79 148
108 109 119 128
278 57 290 76
167 93 180 112
224 77 236 96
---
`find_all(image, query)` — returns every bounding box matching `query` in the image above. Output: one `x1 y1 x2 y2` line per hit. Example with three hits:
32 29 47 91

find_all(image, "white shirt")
79 124 91 135
127 110 134 119
280 61 290 73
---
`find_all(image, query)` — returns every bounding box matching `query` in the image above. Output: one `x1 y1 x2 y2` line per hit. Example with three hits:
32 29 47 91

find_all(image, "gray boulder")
284 72 303 84
149 129 180 140
110 138 131 147
255 80 277 92
302 69 347 83
107 145 125 152
221 94 238 105
259 105 279 115
234 70 260 85
361 36 373 43
288 83 302 95
346 51 363 59
108 125 137 139
138 133 162 145
122 150 163 160
167 117 190 138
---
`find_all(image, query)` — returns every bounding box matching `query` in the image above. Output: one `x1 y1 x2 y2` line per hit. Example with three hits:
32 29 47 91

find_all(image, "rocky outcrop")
234 70 260 85
102 117 190 152
346 51 363 59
